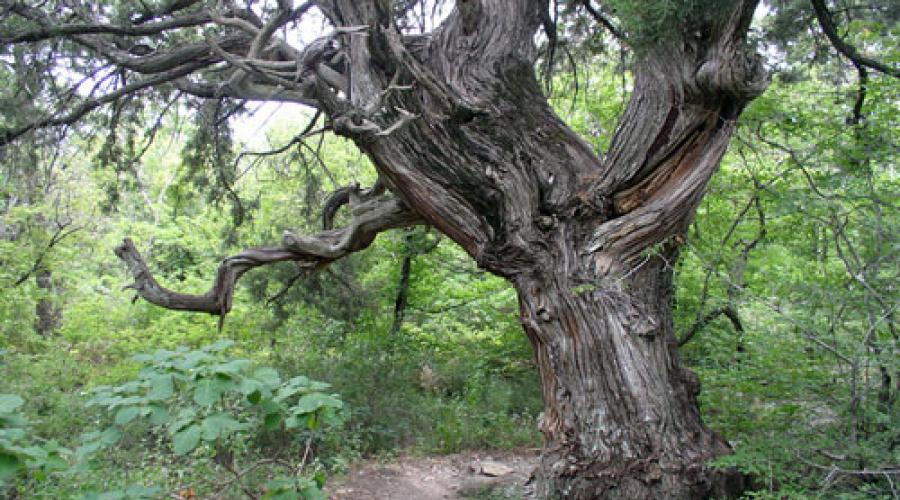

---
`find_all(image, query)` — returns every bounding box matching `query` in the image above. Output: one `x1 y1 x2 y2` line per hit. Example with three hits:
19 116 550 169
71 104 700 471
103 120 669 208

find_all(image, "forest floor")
326 448 540 499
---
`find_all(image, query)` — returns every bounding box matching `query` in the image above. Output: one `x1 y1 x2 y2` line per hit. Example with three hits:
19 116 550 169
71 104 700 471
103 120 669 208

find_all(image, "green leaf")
214 359 252 375
124 486 162 498
43 451 69 471
193 378 224 406
75 441 103 460
147 375 174 401
254 368 282 387
284 415 300 429
274 386 299 403
299 484 327 500
261 399 281 415
264 412 283 431
174 351 211 371
200 413 242 441
284 376 311 388
239 378 263 396
114 406 142 426
130 353 155 363
0 414 27 428
262 478 301 500
168 408 197 434
112 382 143 395
172 424 201 455
111 396 146 408
293 394 343 415
0 428 26 441
100 427 122 446
313 471 326 489
148 405 170 426
0 394 24 414
0 452 22 482
204 340 235 352
18 445 48 461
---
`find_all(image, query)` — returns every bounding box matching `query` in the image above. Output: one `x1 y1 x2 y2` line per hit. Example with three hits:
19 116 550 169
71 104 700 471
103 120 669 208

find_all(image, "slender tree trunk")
390 250 412 335
34 267 60 336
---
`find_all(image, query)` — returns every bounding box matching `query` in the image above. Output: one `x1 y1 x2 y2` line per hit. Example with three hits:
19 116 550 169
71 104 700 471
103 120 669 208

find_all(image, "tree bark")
35 268 60 336
318 2 767 497
516 247 749 498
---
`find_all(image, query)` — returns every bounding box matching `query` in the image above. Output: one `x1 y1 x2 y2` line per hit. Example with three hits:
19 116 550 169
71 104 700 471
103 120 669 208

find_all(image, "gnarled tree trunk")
325 3 766 497
516 249 742 498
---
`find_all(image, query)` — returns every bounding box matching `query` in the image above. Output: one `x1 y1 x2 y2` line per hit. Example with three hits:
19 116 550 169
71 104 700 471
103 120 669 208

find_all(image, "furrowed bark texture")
317 1 767 498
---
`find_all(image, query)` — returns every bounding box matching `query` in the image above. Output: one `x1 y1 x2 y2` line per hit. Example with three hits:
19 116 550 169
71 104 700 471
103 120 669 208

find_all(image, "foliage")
82 341 346 498
0 394 71 486
0 341 347 499
605 0 740 47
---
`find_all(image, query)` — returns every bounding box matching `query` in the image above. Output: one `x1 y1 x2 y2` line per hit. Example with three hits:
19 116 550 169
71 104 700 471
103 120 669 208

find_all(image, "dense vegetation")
1 0 897 498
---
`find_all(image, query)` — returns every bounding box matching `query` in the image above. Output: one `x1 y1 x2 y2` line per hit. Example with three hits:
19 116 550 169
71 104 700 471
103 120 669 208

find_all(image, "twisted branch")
810 0 899 78
115 194 421 327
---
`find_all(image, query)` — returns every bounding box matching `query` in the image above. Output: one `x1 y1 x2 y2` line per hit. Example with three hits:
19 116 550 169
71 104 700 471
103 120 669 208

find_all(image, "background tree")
1 0 896 498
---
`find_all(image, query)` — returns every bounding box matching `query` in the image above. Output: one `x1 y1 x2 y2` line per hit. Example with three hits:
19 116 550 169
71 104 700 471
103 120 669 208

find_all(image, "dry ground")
326 449 540 499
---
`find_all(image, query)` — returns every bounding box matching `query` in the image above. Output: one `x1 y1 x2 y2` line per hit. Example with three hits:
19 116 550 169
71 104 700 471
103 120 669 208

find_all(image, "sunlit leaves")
83 340 347 491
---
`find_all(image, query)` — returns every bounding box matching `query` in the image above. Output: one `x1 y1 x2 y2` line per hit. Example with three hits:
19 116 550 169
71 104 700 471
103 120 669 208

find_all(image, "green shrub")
0 393 71 487
81 340 346 498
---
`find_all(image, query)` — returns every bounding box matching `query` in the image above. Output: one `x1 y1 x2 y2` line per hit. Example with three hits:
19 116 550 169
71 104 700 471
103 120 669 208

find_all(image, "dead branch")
115 194 420 327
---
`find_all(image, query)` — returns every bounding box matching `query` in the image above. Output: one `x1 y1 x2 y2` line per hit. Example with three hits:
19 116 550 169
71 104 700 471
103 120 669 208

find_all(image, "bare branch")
678 305 744 347
580 1 624 41
12 220 81 287
72 33 250 75
115 195 421 326
174 78 319 106
0 59 211 147
248 1 317 59
1 11 213 43
810 0 900 78
322 179 385 230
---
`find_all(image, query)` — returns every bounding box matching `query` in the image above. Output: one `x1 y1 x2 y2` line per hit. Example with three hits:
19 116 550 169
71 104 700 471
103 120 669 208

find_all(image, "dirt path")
326 449 540 500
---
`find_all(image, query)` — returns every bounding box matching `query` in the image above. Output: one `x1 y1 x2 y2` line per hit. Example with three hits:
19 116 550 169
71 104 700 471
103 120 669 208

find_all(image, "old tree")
5 0 891 497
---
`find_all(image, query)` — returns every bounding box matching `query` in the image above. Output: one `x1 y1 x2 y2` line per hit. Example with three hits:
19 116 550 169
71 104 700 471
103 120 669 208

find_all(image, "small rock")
480 461 515 477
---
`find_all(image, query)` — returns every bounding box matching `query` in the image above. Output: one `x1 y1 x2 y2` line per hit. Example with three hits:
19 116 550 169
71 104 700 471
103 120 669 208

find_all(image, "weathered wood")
318 2 767 497
116 194 420 319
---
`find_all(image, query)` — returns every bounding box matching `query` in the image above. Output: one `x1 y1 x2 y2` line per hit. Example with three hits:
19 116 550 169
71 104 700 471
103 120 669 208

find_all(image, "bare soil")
326 449 540 500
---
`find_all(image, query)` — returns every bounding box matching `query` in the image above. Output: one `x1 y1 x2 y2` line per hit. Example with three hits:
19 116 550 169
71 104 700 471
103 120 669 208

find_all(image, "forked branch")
810 0 899 78
115 193 421 326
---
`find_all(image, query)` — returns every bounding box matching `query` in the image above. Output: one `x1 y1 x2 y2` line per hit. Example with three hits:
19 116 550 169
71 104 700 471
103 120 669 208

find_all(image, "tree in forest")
1 0 896 498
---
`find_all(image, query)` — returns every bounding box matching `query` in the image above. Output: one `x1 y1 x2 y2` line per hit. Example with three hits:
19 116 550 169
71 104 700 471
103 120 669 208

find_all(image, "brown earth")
326 449 540 499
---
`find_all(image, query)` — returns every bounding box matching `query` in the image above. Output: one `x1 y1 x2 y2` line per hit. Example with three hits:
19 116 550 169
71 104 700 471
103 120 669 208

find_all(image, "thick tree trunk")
516 246 745 498
323 3 767 496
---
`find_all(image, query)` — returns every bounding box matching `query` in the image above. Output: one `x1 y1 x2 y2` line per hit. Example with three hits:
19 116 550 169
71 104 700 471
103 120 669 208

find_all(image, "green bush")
3 342 347 499
0 394 71 486
82 340 346 498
